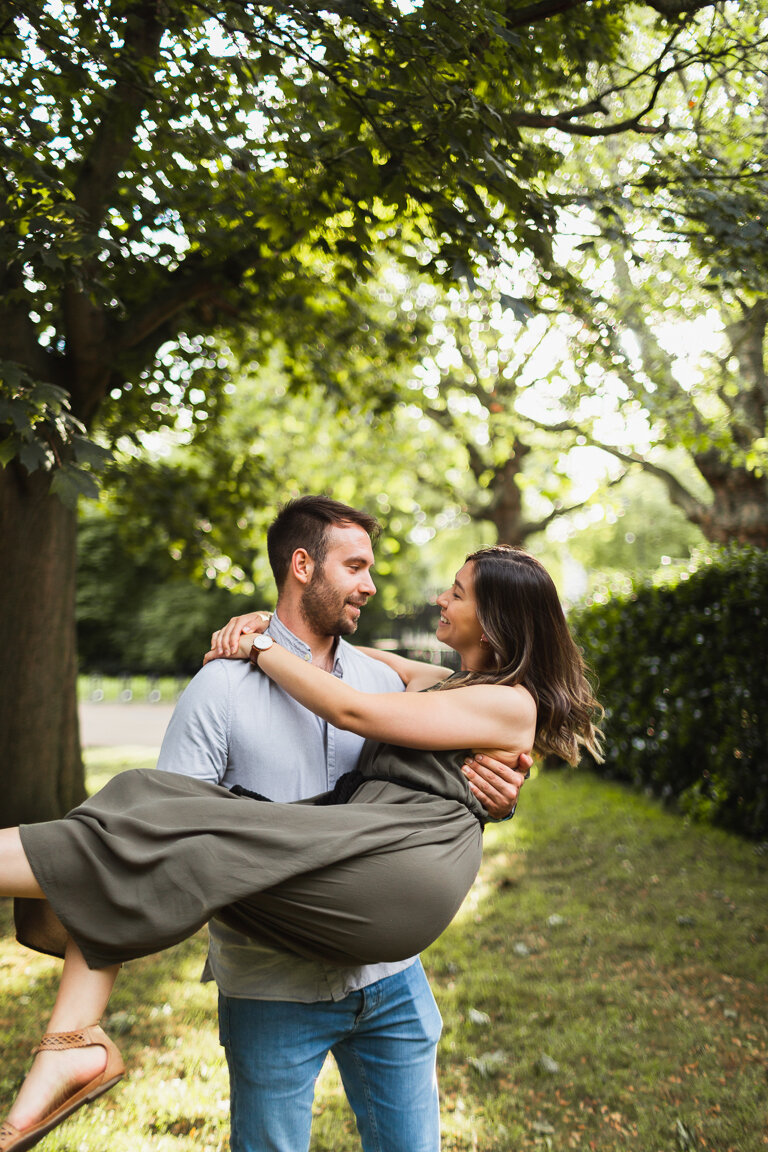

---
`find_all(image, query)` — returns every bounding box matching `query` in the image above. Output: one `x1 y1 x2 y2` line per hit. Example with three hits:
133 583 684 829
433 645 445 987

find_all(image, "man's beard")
300 572 362 636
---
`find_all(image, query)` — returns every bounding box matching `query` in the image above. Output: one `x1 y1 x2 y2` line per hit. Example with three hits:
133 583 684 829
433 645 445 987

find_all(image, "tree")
77 508 257 675
89 268 659 628
556 469 707 600
517 8 768 546
535 231 768 548
0 0 751 820
402 283 622 545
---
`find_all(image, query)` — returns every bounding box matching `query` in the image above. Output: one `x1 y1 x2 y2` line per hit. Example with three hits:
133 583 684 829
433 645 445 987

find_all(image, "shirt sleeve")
156 661 230 785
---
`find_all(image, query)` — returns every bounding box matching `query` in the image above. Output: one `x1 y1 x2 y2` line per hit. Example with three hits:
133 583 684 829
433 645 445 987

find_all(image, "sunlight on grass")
426 770 768 1152
1 755 766 1151
83 746 158 793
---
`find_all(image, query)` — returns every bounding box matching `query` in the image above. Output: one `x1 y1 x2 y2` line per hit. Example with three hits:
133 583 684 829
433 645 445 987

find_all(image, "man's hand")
208 611 272 659
462 750 533 820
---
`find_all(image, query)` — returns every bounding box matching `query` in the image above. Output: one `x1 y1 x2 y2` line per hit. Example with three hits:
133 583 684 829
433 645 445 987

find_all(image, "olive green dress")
16 740 486 970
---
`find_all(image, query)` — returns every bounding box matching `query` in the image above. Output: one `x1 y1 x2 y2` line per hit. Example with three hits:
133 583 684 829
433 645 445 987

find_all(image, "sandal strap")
33 1026 101 1054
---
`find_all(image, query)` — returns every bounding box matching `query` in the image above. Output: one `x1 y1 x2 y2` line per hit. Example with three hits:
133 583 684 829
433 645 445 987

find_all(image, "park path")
79 702 175 748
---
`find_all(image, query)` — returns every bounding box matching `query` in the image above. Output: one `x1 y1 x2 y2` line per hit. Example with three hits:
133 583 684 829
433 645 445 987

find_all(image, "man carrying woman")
0 497 600 1152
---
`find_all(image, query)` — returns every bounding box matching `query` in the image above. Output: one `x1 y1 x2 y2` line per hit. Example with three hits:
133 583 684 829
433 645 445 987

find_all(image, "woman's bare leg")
0 828 44 898
1 829 121 1132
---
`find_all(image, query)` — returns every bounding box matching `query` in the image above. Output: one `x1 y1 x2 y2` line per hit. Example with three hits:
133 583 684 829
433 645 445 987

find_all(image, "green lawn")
1 757 766 1151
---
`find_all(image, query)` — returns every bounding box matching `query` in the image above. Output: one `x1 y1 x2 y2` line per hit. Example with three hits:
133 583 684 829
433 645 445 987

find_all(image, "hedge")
569 547 768 840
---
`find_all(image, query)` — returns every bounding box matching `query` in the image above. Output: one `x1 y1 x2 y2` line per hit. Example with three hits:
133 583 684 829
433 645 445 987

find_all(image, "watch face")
251 635 273 651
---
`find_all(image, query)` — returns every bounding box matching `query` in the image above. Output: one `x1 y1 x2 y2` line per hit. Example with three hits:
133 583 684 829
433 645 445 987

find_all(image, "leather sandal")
0 1024 125 1152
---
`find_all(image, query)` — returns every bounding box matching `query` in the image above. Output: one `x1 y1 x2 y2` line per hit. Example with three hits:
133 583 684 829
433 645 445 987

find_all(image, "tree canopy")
1 0 761 823
1 0 744 478
510 5 768 545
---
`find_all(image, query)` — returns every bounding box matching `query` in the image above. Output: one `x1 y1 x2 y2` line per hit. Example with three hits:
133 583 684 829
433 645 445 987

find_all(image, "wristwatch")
249 634 274 666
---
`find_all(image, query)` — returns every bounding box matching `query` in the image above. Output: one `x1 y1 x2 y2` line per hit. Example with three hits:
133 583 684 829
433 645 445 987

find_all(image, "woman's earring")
480 634 490 645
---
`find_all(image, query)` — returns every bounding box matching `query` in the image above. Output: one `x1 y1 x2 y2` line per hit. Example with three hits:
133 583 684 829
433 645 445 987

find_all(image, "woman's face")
435 561 485 655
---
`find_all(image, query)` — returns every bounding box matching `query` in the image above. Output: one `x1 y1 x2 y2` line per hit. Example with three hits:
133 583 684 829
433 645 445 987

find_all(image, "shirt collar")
268 611 346 675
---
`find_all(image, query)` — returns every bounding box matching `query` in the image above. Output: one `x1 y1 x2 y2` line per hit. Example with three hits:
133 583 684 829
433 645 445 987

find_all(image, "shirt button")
304 653 311 661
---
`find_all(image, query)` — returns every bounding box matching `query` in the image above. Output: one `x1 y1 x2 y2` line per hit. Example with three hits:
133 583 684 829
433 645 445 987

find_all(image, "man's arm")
462 750 532 820
353 646 453 691
206 612 529 817
356 649 531 814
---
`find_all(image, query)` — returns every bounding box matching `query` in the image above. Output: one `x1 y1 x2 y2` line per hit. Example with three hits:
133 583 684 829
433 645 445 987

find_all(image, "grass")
1 756 766 1151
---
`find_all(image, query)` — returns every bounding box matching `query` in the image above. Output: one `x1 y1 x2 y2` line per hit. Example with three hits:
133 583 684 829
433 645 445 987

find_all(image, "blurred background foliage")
4 0 768 822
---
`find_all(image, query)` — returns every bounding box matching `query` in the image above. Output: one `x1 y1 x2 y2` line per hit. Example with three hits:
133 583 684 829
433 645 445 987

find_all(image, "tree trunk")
0 464 85 825
485 448 531 546
488 496 527 547
692 452 768 548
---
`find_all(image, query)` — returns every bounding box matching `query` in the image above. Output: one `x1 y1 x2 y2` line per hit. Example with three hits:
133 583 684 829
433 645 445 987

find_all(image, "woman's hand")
207 611 273 659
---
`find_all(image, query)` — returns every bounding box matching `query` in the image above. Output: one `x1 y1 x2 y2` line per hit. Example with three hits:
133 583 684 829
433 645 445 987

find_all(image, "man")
157 495 528 1152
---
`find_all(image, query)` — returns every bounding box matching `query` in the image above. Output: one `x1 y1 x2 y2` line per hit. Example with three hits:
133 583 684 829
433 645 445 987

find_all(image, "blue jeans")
218 962 442 1152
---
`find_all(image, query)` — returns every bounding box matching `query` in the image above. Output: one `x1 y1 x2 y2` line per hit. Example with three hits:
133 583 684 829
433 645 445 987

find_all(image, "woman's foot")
5 1043 107 1133
0 1026 124 1151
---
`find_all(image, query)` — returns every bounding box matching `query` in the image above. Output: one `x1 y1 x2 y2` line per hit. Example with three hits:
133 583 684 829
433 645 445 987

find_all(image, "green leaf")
19 441 48 472
0 436 19 466
72 434 112 468
50 466 100 507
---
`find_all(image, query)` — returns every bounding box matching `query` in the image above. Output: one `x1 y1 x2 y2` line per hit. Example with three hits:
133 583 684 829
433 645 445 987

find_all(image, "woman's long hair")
441 546 603 765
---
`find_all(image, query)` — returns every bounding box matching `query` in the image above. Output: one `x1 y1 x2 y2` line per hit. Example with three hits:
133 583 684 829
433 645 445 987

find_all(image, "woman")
0 546 602 1152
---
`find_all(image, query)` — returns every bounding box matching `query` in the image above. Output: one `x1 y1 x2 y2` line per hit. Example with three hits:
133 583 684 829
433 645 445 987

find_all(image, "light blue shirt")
156 613 414 1001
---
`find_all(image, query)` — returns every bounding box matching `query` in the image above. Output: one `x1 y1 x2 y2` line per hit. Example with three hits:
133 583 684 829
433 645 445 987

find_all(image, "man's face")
300 524 377 636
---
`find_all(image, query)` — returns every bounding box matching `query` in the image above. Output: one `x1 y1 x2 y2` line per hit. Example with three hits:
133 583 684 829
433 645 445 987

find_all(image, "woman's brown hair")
441 546 603 765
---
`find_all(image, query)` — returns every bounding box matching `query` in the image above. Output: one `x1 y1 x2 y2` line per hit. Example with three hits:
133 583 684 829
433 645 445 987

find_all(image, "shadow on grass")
424 768 768 1152
0 750 230 1152
2 760 766 1151
0 898 228 1152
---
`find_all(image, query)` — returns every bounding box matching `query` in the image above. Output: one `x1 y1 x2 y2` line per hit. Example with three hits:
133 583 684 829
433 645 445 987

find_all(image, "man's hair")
267 495 381 589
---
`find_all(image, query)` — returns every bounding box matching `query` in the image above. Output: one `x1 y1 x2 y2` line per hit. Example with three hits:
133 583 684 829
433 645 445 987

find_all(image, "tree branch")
528 414 710 521
644 0 716 15
519 473 628 537
112 218 307 356
505 109 670 137
595 445 708 522
421 402 489 480
503 0 592 27
505 21 757 140
71 1 164 227
506 0 715 26
61 1 165 419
